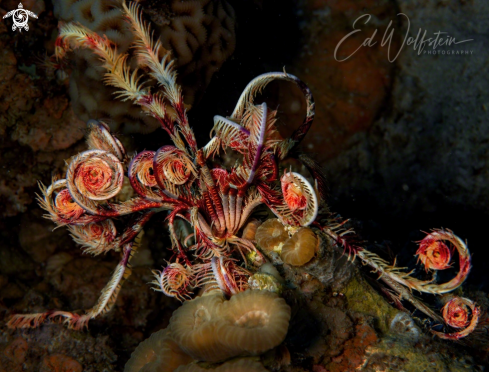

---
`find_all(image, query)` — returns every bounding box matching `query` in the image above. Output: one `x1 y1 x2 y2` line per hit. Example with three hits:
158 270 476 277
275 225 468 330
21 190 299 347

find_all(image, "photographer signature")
334 13 473 62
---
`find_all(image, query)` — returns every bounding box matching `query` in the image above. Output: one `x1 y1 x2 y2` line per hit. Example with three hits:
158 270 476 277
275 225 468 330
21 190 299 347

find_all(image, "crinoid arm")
150 262 193 302
86 120 126 161
320 217 363 260
230 71 315 154
353 230 471 295
121 1 197 154
351 229 479 339
205 71 315 162
56 4 195 152
121 2 178 103
7 312 51 329
8 121 164 330
384 230 471 295
8 242 137 330
431 297 480 340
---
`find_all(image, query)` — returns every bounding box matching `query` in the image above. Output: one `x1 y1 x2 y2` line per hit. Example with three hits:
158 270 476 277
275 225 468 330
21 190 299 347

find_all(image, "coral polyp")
164 290 290 363
280 227 318 266
6 1 481 347
255 219 289 252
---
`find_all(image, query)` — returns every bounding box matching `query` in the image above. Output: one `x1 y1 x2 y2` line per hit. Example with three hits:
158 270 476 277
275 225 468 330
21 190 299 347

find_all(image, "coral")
280 227 318 266
126 290 289 369
175 359 268 372
219 290 291 356
124 328 193 372
169 290 290 362
53 0 236 133
255 218 289 252
240 219 261 241
157 0 236 104
169 292 229 362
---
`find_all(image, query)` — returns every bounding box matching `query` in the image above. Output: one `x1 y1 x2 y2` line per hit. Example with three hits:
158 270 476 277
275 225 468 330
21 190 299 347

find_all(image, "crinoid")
7 1 317 330
7 2 480 341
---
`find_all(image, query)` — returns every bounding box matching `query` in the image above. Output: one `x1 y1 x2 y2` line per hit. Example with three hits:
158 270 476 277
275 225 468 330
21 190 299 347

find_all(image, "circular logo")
3 3 38 32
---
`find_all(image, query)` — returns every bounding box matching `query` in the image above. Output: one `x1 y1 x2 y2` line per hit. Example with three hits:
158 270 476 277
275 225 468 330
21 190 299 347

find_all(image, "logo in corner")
3 3 38 32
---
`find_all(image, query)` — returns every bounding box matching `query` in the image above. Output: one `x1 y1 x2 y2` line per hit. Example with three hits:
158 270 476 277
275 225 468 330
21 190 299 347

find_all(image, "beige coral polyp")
220 290 291 356
255 219 289 252
280 227 317 266
124 328 193 372
169 292 233 362
241 219 262 240
169 290 290 363
175 358 268 372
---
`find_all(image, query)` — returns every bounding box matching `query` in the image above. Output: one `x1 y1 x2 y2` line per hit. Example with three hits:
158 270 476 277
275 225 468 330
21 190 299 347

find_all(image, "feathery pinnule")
8 241 137 330
121 1 197 154
57 10 196 151
68 219 117 255
151 262 193 302
122 2 179 104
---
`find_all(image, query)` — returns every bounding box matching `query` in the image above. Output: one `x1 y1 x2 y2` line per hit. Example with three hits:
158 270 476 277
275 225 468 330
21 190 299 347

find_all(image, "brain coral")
53 0 236 133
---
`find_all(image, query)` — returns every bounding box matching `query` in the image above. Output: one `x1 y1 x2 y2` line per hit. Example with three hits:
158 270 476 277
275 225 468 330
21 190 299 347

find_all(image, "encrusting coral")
6 0 482 356
247 263 284 295
52 0 236 133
